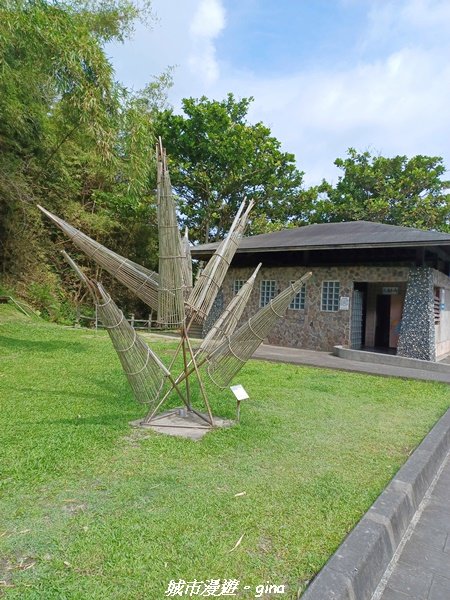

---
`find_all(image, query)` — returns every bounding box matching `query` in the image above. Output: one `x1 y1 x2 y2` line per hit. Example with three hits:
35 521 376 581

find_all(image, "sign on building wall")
382 287 399 295
339 296 350 310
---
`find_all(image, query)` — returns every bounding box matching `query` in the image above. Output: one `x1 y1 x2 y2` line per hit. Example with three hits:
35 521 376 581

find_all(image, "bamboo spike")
206 272 312 388
37 205 160 311
40 141 316 433
187 198 254 322
198 263 262 358
156 141 186 327
186 200 246 319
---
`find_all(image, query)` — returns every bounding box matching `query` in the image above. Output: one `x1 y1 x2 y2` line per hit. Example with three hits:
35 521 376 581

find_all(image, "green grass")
0 304 449 599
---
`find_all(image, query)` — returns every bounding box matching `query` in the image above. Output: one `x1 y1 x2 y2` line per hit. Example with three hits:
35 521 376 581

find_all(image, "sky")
106 0 450 185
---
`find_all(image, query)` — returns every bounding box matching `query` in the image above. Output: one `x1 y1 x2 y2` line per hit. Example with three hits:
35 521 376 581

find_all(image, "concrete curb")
333 346 450 374
302 408 450 600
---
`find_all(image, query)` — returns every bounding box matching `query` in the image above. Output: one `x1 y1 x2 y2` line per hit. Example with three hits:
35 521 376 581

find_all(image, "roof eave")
192 239 450 257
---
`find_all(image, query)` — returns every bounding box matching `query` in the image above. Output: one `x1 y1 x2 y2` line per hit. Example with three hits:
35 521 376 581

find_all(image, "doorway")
375 295 391 348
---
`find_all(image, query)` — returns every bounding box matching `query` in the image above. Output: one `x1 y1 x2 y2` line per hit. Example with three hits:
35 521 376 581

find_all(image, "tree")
0 0 162 320
311 148 450 231
155 94 306 243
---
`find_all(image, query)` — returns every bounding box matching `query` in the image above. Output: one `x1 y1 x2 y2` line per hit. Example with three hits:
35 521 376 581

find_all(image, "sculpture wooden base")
130 408 235 440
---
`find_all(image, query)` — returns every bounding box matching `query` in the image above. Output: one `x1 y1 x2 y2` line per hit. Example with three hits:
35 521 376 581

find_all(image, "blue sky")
107 0 450 185
214 1 369 74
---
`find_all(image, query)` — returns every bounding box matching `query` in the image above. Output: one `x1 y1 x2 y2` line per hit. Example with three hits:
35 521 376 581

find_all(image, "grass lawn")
0 304 449 599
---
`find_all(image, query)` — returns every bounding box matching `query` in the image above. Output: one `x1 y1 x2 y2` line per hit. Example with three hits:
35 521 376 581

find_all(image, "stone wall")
221 264 410 351
202 289 224 337
397 267 435 361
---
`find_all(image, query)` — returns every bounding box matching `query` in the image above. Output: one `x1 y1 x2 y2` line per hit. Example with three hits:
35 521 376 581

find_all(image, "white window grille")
260 280 277 307
233 280 245 295
289 282 306 310
321 281 340 311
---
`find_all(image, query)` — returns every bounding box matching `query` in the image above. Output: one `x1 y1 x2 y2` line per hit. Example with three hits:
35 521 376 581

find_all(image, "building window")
260 280 277 307
233 280 245 295
289 282 306 310
321 281 340 311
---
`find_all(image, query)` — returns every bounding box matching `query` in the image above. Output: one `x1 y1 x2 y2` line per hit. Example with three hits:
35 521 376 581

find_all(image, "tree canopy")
0 0 161 320
155 94 306 243
311 148 450 231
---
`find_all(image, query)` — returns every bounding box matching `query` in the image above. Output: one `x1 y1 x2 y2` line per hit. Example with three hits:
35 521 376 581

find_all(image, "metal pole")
184 332 214 426
181 329 192 409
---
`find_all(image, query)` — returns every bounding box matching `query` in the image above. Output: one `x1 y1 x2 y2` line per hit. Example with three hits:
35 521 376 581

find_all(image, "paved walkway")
252 344 450 384
376 451 450 600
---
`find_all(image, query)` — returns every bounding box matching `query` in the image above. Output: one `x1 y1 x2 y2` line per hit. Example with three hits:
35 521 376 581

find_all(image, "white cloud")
188 0 226 85
366 0 450 47
396 0 450 31
189 0 225 38
241 43 450 184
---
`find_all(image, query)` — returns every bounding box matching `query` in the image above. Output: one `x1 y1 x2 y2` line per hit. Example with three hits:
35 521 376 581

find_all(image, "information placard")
230 384 249 401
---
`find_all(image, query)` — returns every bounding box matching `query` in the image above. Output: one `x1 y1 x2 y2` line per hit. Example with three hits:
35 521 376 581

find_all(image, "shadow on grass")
0 335 88 353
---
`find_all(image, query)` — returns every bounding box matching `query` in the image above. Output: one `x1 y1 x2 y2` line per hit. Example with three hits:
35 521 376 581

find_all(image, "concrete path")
252 344 450 384
376 450 450 600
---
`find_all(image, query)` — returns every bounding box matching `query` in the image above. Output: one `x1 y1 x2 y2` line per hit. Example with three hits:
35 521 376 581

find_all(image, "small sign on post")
230 384 249 423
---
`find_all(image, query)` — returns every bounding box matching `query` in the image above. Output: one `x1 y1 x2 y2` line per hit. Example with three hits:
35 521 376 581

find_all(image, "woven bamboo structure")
156 140 186 327
186 199 254 322
37 205 160 311
181 227 193 296
206 272 312 388
198 263 262 357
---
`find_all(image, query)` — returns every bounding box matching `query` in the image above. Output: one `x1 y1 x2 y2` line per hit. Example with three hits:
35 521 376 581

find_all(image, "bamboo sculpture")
40 141 312 431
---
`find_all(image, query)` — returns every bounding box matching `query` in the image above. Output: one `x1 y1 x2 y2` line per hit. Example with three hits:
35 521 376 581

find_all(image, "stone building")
192 221 450 362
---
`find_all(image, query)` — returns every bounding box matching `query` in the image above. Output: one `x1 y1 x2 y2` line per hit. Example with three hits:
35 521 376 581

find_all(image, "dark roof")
192 221 450 257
